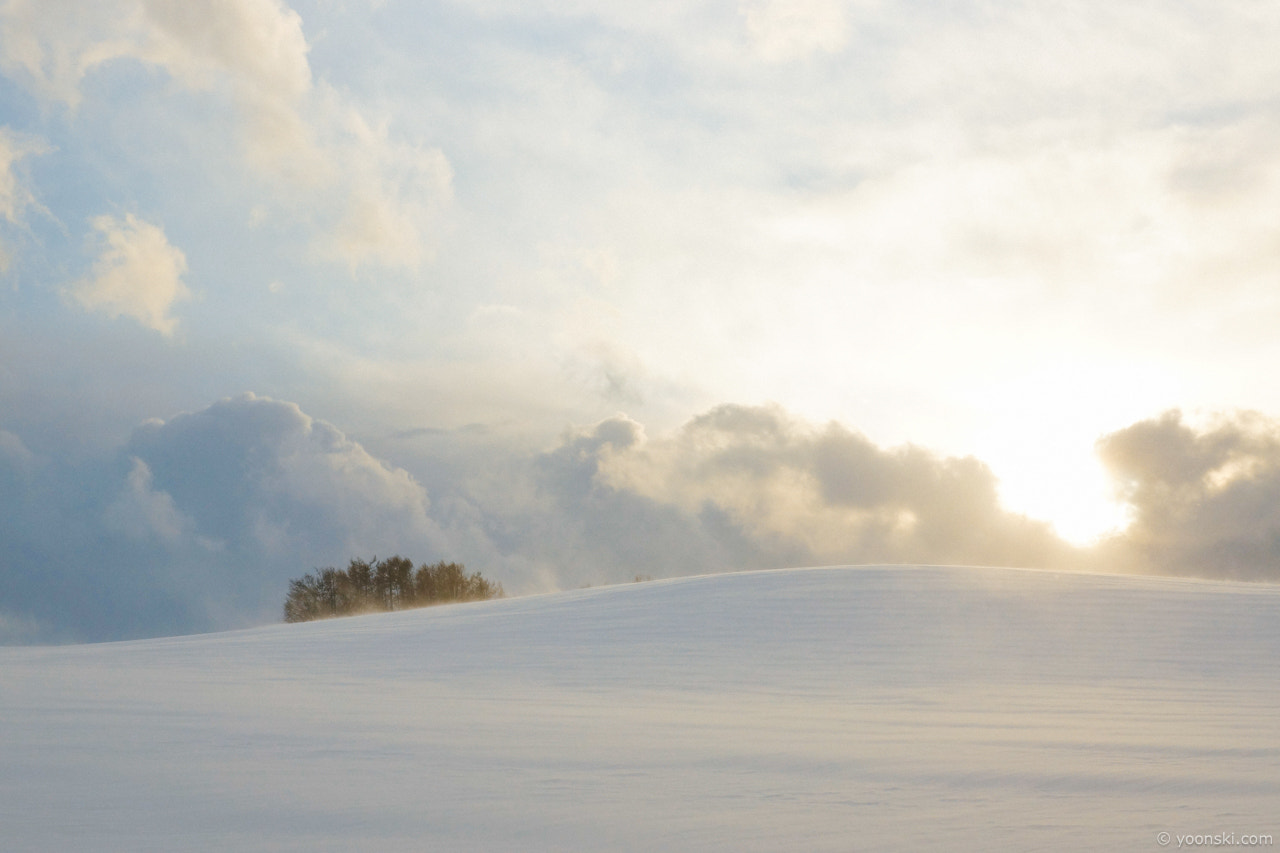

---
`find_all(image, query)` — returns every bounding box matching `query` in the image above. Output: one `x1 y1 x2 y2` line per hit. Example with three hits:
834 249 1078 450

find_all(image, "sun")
773 359 1148 547
989 446 1131 545
961 361 1172 547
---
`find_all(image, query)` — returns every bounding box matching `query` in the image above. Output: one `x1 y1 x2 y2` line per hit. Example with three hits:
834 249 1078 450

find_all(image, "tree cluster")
284 556 503 623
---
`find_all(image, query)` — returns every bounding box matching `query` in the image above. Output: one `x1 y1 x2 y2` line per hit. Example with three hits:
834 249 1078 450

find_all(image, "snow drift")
2 565 1278 851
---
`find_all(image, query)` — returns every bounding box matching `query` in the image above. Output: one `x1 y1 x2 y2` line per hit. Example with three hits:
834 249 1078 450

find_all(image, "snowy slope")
2 565 1278 852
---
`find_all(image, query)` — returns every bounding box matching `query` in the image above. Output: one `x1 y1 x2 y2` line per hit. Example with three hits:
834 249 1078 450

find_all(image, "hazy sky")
5 0 1280 641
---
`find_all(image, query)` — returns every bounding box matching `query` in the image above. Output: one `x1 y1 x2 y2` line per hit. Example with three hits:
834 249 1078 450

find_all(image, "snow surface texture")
2 565 1278 852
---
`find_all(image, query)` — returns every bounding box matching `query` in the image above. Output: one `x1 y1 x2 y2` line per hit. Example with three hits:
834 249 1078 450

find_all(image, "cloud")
514 404 1077 586
0 0 451 271
0 430 201 644
0 0 313 154
0 0 127 106
138 0 326 185
309 100 453 272
0 127 44 225
1097 410 1280 580
7 389 1280 640
528 413 771 584
0 126 47 271
12 393 1280 645
66 213 190 335
740 0 849 62
0 392 454 642
125 393 440 562
105 457 194 545
522 403 1280 586
0 428 36 473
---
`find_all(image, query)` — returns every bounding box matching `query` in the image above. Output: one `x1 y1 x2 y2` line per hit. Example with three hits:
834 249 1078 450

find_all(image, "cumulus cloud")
526 413 770 585
12 393 1280 645
0 0 451 271
1097 410 1280 580
66 213 190 335
113 392 447 631
0 392 454 641
105 457 194 545
522 403 1280 586
531 404 1076 579
125 393 440 562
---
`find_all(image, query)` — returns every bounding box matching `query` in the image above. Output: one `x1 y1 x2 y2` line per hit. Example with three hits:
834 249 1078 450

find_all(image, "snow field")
2 565 1278 851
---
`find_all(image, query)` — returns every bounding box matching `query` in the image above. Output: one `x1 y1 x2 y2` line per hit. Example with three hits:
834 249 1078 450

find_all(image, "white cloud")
310 99 454 272
0 0 134 106
740 0 850 62
0 127 44 224
0 0 451 272
138 0 325 184
0 0 313 147
0 126 47 272
886 2 1280 117
67 213 190 335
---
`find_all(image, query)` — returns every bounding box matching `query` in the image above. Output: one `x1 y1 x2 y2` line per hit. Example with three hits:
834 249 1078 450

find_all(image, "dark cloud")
0 442 198 643
0 394 445 642
125 393 439 556
116 394 446 627
1097 410 1280 580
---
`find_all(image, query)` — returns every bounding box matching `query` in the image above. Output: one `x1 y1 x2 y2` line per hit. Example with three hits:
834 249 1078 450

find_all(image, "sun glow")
966 361 1176 547
988 446 1130 546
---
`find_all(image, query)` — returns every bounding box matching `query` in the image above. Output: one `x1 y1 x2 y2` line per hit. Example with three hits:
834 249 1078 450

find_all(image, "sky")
4 0 1280 642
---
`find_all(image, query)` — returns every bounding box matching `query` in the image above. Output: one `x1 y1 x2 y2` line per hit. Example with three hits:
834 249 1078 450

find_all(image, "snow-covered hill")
3 565 1278 851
